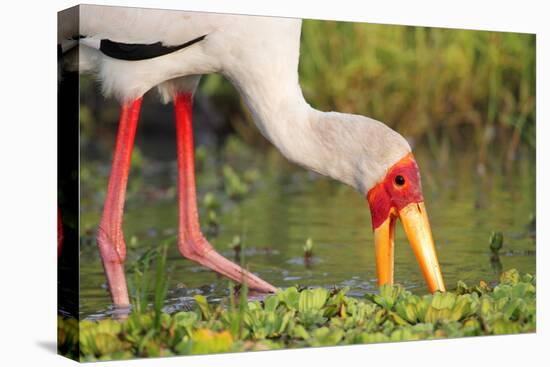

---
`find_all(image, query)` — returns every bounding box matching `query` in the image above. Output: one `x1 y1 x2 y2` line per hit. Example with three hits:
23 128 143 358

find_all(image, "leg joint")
178 235 213 260
97 225 126 264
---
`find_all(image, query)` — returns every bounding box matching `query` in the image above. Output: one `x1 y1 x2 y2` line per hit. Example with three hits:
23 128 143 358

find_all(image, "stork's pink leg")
174 93 276 293
97 97 142 306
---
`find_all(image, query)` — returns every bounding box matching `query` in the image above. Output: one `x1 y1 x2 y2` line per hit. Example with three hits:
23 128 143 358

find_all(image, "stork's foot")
178 235 277 293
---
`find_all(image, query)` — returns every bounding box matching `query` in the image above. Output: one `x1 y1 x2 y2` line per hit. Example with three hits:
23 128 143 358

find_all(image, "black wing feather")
99 34 206 61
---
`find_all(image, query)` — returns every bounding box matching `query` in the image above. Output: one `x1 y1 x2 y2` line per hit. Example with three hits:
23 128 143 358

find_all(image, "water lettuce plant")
59 269 535 361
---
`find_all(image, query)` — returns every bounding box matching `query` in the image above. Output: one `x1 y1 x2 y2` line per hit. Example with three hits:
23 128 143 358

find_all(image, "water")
78 139 535 319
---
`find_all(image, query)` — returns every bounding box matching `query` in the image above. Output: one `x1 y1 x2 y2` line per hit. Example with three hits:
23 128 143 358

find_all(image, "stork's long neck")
228 66 329 175
221 28 410 194
225 67 312 159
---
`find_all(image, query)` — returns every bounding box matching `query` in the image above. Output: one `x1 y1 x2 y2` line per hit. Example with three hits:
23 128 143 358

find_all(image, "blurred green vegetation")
202 21 535 162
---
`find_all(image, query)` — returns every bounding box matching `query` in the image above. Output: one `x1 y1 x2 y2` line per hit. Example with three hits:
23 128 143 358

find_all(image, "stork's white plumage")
59 5 445 307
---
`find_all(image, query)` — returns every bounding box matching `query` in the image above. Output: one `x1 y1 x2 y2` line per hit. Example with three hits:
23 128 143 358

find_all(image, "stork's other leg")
97 98 142 306
174 93 276 293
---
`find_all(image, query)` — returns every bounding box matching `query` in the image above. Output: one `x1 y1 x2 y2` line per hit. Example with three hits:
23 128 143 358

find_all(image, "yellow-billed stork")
58 5 445 307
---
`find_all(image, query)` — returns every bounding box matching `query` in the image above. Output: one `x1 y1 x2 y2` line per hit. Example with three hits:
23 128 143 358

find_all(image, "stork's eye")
395 175 406 186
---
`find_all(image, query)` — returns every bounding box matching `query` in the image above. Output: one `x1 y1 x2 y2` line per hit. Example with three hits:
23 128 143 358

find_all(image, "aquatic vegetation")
489 231 504 254
194 146 208 171
203 192 220 211
303 238 314 267
59 269 535 361
228 235 242 259
203 192 221 234
303 238 314 258
206 210 219 228
222 165 250 200
489 231 505 273
128 239 171 317
243 168 261 184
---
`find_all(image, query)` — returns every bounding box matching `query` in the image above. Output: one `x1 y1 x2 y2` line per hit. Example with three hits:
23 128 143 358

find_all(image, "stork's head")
367 152 445 293
306 111 445 293
279 109 446 292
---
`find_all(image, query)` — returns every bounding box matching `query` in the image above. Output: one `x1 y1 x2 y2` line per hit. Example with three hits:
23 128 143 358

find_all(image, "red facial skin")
367 153 424 229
